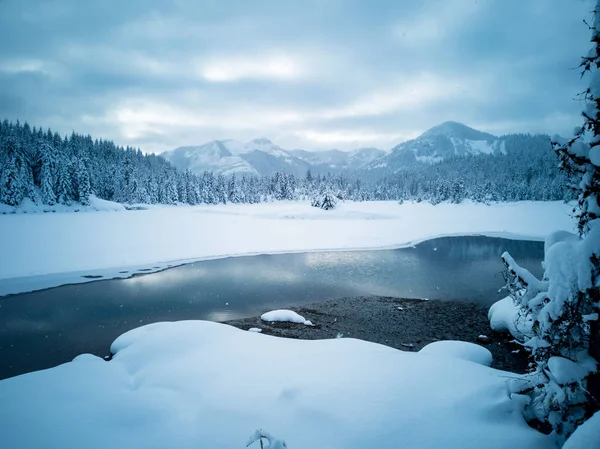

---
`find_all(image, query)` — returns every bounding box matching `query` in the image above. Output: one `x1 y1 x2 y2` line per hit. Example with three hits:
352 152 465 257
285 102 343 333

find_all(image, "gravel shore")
225 296 529 373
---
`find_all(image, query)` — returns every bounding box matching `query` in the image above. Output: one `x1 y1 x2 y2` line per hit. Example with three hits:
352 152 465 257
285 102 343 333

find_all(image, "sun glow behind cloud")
200 54 304 82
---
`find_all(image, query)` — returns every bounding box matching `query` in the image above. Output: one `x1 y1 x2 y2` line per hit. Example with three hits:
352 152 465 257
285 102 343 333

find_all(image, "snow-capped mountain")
162 140 256 176
289 148 386 174
363 121 510 173
161 138 312 177
161 138 382 177
162 122 549 178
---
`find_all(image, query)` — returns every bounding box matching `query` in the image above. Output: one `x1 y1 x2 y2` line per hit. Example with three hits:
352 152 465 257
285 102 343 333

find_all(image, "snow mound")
488 296 533 340
248 327 262 333
544 230 579 256
419 340 493 366
563 410 600 449
0 320 552 449
547 355 597 385
88 195 126 212
260 309 312 325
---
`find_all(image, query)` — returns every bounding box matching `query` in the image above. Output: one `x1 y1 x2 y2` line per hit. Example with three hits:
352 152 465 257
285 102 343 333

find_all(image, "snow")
419 340 493 366
0 320 553 449
544 230 579 256
488 296 533 340
261 309 312 325
0 195 125 214
547 354 597 385
415 154 444 164
589 146 600 166
0 200 574 296
563 410 600 449
247 429 287 449
248 327 263 333
499 140 507 155
466 139 495 155
540 224 600 336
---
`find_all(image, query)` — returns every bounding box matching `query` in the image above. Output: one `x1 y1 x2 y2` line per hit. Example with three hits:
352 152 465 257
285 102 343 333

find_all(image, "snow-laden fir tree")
72 157 91 205
36 141 58 205
55 157 73 205
311 190 338 210
501 4 600 442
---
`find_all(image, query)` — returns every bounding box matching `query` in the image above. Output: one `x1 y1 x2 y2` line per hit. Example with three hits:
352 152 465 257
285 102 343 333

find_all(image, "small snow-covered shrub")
246 429 287 449
310 191 338 210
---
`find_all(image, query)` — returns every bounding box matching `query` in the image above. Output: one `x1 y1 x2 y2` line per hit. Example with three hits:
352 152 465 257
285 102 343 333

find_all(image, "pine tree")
37 141 57 205
74 158 92 205
501 5 600 441
0 154 23 206
55 157 73 205
0 133 34 206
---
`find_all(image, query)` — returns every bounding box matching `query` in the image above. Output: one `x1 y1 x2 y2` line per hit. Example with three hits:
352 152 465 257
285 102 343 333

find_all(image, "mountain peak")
421 121 497 141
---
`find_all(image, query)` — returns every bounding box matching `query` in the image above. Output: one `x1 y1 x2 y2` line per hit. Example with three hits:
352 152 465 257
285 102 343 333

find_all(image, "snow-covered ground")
0 200 574 295
0 320 554 449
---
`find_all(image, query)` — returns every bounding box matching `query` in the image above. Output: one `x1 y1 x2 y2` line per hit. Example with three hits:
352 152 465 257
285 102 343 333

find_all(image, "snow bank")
488 296 533 340
88 195 126 212
0 200 574 295
261 309 312 325
0 195 125 214
0 320 552 449
419 340 493 366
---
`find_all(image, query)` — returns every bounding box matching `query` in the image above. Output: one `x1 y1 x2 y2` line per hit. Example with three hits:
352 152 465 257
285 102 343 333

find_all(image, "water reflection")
0 235 544 379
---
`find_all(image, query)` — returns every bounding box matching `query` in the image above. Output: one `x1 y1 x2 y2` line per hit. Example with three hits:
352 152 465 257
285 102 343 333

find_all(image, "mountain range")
160 122 549 177
161 138 386 177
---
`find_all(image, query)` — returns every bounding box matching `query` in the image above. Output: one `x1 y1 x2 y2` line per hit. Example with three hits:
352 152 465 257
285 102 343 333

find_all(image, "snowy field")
0 200 574 295
0 320 554 449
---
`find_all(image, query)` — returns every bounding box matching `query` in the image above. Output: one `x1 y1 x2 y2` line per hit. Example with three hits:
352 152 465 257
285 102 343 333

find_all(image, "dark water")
0 235 543 379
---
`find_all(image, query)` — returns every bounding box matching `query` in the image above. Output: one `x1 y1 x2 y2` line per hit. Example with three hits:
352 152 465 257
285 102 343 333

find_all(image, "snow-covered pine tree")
72 157 92 205
216 174 227 204
228 174 242 203
37 141 58 205
165 176 179 205
185 170 198 205
0 152 23 206
501 4 600 442
0 133 34 206
55 156 73 205
176 172 188 204
311 190 338 210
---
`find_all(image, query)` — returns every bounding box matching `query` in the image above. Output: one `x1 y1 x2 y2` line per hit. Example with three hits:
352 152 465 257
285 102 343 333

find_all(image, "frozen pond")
0 235 544 379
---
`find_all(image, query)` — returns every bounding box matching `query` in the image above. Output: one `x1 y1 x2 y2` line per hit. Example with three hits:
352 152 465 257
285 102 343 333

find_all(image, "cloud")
200 54 305 82
0 59 48 75
0 0 595 152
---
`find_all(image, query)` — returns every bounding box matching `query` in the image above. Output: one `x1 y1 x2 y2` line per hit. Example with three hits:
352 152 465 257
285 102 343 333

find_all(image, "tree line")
0 119 571 209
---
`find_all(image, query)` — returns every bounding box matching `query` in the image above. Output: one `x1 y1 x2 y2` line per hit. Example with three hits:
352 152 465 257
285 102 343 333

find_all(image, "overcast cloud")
0 0 595 153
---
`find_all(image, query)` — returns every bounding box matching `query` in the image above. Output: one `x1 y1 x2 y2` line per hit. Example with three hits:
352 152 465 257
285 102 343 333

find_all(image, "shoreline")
225 296 529 373
0 230 545 298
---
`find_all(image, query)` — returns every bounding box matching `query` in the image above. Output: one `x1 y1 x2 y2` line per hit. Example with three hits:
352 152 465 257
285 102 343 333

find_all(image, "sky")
0 0 595 153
